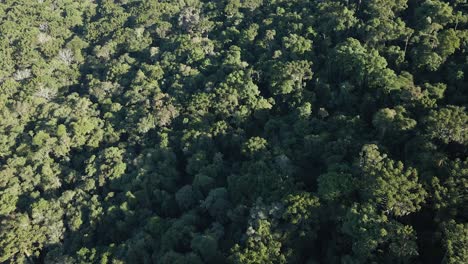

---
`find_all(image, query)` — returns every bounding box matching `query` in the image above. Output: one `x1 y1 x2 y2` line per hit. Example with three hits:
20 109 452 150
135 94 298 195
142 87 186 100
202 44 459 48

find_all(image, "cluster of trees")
0 0 466 263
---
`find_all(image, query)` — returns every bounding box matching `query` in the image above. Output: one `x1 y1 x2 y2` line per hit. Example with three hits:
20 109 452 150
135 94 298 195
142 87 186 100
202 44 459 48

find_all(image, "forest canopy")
0 0 467 263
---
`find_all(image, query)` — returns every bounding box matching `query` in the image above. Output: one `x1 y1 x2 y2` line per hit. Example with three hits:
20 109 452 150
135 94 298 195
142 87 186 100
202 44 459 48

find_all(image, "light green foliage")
0 213 40 263
230 220 287 264
242 136 268 156
332 38 397 92
270 60 313 95
411 0 459 71
432 158 468 219
314 1 358 37
416 0 454 30
283 192 320 225
30 199 65 245
85 147 126 187
283 34 313 55
342 203 390 260
359 144 427 216
359 0 412 44
372 106 417 137
441 220 468 264
342 203 419 262
425 106 467 144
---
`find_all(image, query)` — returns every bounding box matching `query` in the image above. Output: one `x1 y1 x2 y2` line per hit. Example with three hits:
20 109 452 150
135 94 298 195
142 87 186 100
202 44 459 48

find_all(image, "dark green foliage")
0 0 466 263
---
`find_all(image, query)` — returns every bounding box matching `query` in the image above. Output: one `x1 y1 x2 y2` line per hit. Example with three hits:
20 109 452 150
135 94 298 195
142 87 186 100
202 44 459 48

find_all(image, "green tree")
342 203 419 262
424 106 467 145
359 144 427 216
372 106 416 138
317 164 356 202
229 220 287 264
85 147 127 187
441 220 468 264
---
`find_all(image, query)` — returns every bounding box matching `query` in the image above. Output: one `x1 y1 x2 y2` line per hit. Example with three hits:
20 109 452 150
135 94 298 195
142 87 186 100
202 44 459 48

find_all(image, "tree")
229 220 287 264
313 1 358 39
359 144 427 216
432 158 468 220
411 0 457 71
201 188 231 222
358 0 412 45
342 203 419 262
441 220 468 264
317 164 356 202
175 185 199 211
372 106 416 138
0 213 42 262
191 234 219 262
282 192 320 228
282 34 313 56
269 60 313 95
341 203 389 262
424 106 467 145
242 136 268 157
85 147 127 187
332 38 397 93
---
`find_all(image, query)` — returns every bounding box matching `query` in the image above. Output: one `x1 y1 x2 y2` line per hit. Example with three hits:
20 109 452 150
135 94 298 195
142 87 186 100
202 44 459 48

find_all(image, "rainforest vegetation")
0 0 467 263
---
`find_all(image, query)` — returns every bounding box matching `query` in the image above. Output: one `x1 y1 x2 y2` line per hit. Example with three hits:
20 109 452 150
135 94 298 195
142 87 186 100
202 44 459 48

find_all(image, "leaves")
0 0 466 263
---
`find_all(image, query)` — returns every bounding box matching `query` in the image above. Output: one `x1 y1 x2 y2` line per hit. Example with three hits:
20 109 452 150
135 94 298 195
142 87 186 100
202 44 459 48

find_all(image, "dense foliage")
0 0 467 263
